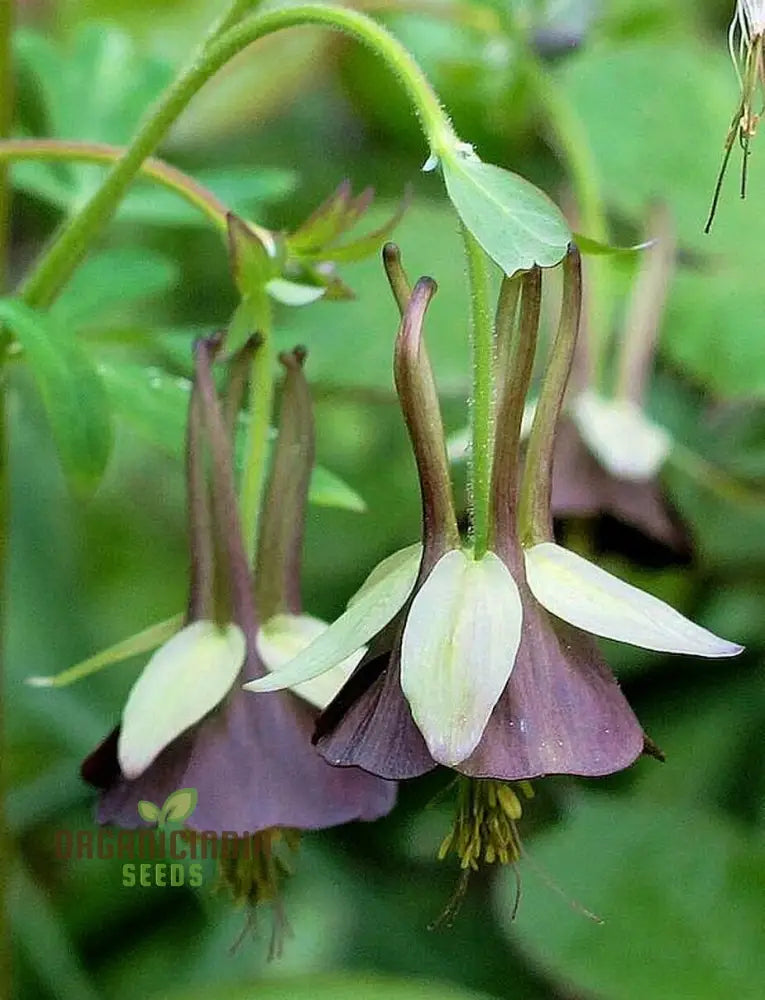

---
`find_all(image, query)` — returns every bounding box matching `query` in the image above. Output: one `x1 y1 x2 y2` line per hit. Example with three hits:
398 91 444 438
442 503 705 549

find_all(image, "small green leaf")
137 800 160 823
26 613 183 688
227 213 275 297
159 787 198 825
309 464 366 513
0 299 112 495
441 153 571 274
574 232 655 256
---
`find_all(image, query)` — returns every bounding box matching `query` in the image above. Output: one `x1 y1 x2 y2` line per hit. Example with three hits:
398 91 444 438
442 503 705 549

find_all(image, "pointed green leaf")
309 465 367 513
26 613 183 688
137 800 160 823
160 787 198 824
574 233 655 256
401 549 522 766
0 299 112 495
441 153 571 274
118 620 246 779
525 542 744 657
256 613 365 709
243 544 421 695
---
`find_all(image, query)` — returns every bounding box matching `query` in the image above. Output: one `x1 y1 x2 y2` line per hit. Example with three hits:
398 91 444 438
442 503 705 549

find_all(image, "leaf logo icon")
137 788 198 829
137 799 160 825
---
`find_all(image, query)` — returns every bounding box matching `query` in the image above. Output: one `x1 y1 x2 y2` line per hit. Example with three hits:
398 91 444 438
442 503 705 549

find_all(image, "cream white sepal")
244 543 422 695
525 542 744 657
401 549 523 766
118 621 246 779
256 613 365 709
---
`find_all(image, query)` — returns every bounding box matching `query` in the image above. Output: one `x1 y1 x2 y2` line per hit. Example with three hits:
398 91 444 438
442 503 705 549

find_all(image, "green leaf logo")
137 800 160 824
158 788 198 828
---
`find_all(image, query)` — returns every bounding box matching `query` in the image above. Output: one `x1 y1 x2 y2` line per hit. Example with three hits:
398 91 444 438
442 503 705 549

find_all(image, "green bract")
440 151 571 274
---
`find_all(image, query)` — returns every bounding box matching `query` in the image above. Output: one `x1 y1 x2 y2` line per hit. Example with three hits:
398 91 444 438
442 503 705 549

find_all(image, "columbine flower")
82 334 395 934
549 204 687 551
706 0 765 230
245 245 742 788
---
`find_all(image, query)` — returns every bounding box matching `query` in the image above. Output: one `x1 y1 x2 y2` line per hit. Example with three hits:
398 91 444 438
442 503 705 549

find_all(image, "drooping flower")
245 245 741 788
82 335 396 868
548 204 688 552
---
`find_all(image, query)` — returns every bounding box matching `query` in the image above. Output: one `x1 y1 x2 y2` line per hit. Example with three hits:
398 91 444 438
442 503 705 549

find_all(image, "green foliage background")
5 0 765 998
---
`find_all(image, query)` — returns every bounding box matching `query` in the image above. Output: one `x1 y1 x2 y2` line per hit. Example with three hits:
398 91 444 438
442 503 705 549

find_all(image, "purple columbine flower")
246 246 741 776
82 335 395 932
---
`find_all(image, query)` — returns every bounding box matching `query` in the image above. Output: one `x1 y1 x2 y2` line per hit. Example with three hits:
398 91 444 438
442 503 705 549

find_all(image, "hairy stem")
20 3 454 310
0 139 235 233
462 226 494 560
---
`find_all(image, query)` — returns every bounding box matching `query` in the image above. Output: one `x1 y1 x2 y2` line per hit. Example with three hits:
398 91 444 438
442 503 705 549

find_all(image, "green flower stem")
19 3 455 310
0 139 232 232
462 224 494 560
239 289 274 562
205 0 264 43
518 247 581 546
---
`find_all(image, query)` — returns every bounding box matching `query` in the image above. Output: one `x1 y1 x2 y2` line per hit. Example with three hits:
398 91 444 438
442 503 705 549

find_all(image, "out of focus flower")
550 204 687 551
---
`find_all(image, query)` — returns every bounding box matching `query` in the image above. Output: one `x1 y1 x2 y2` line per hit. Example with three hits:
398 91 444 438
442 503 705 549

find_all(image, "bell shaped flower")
247 243 742 787
82 334 396 836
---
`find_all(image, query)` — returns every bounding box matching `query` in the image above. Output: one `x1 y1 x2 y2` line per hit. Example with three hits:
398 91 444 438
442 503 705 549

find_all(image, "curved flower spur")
82 334 395 941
